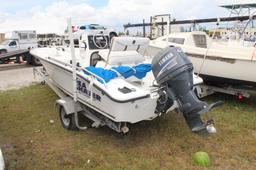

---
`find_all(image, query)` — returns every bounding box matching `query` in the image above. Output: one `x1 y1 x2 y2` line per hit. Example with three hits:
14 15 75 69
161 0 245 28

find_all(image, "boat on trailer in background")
148 30 256 98
149 31 256 86
146 3 256 98
31 20 220 134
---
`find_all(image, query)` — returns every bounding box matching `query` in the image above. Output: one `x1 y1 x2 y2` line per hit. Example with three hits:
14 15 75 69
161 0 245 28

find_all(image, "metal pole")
67 18 87 130
161 17 164 36
150 16 152 39
166 15 170 46
143 19 146 37
67 18 77 102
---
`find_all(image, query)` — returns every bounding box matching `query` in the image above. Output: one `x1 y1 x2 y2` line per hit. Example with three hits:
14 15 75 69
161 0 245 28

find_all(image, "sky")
0 0 255 34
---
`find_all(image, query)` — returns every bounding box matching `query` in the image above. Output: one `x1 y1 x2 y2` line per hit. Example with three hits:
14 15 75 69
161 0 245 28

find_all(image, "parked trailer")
195 84 256 99
0 30 40 65
0 49 40 65
33 67 110 132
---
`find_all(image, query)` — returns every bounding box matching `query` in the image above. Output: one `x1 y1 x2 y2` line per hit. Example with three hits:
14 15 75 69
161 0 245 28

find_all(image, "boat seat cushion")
84 64 152 83
98 50 145 66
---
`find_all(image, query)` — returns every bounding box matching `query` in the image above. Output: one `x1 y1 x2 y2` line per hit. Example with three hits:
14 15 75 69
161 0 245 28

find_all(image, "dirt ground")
0 67 41 91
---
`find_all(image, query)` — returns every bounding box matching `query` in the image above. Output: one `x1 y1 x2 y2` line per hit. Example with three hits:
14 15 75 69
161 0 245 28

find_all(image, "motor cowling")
152 47 211 133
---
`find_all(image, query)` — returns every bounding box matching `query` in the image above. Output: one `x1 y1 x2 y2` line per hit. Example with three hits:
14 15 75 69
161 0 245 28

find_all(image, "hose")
197 19 220 76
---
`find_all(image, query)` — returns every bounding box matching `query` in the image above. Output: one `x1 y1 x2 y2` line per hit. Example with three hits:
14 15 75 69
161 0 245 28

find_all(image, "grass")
0 84 256 169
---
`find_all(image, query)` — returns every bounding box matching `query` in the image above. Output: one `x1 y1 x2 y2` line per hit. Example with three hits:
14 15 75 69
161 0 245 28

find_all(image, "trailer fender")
55 97 83 115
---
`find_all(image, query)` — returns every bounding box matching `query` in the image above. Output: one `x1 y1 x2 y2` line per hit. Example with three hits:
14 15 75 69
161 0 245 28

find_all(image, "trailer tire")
40 80 46 85
59 106 78 130
32 57 42 66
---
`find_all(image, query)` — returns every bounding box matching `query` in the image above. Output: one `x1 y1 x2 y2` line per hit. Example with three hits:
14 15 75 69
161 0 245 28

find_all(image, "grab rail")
82 68 107 86
47 56 107 87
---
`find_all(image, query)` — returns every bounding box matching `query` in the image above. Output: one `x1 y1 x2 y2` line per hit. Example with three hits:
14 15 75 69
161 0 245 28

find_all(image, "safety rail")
47 56 107 87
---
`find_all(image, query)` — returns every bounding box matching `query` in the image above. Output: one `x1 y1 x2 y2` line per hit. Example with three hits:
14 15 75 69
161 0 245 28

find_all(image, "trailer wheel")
32 57 41 66
59 106 77 130
40 80 46 85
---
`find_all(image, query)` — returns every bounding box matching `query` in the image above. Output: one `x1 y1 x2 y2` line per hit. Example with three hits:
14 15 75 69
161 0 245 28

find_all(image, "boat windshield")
63 35 110 50
88 35 110 50
193 34 207 48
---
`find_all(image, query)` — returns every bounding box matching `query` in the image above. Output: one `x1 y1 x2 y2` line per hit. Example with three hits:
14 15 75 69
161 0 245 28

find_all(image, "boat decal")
77 79 101 102
157 56 177 78
54 82 116 119
159 52 174 66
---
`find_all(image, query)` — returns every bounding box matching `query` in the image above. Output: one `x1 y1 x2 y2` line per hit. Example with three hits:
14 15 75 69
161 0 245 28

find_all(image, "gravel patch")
0 67 41 91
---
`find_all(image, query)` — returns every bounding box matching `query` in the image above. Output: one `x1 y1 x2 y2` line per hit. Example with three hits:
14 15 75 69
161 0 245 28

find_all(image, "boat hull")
39 58 159 124
147 45 256 87
188 53 256 86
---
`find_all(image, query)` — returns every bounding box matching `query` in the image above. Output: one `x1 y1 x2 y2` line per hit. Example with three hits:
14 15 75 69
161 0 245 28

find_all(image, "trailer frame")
0 49 40 65
33 67 130 133
195 84 256 98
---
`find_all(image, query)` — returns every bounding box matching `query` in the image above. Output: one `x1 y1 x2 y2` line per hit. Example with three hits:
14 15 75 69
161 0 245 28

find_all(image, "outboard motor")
152 47 220 133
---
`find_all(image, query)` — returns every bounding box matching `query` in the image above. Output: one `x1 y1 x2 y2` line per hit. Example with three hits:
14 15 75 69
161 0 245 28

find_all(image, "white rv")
0 30 38 54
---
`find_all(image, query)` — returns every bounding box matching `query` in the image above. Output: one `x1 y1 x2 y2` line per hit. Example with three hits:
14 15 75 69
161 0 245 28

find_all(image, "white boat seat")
98 50 145 65
111 37 150 53
97 37 150 66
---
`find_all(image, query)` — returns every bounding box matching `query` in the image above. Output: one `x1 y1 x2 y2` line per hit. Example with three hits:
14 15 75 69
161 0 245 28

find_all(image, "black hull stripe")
198 74 256 87
186 52 236 64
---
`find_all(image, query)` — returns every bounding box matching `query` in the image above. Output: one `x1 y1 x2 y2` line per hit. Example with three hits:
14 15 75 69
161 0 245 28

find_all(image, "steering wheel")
92 34 108 49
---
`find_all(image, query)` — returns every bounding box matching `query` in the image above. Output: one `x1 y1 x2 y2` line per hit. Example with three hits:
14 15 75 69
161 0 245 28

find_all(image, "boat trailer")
33 67 130 133
0 49 40 65
195 84 256 99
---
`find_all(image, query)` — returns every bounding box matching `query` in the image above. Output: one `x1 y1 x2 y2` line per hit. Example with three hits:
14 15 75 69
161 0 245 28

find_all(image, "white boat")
31 31 220 134
148 31 256 87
